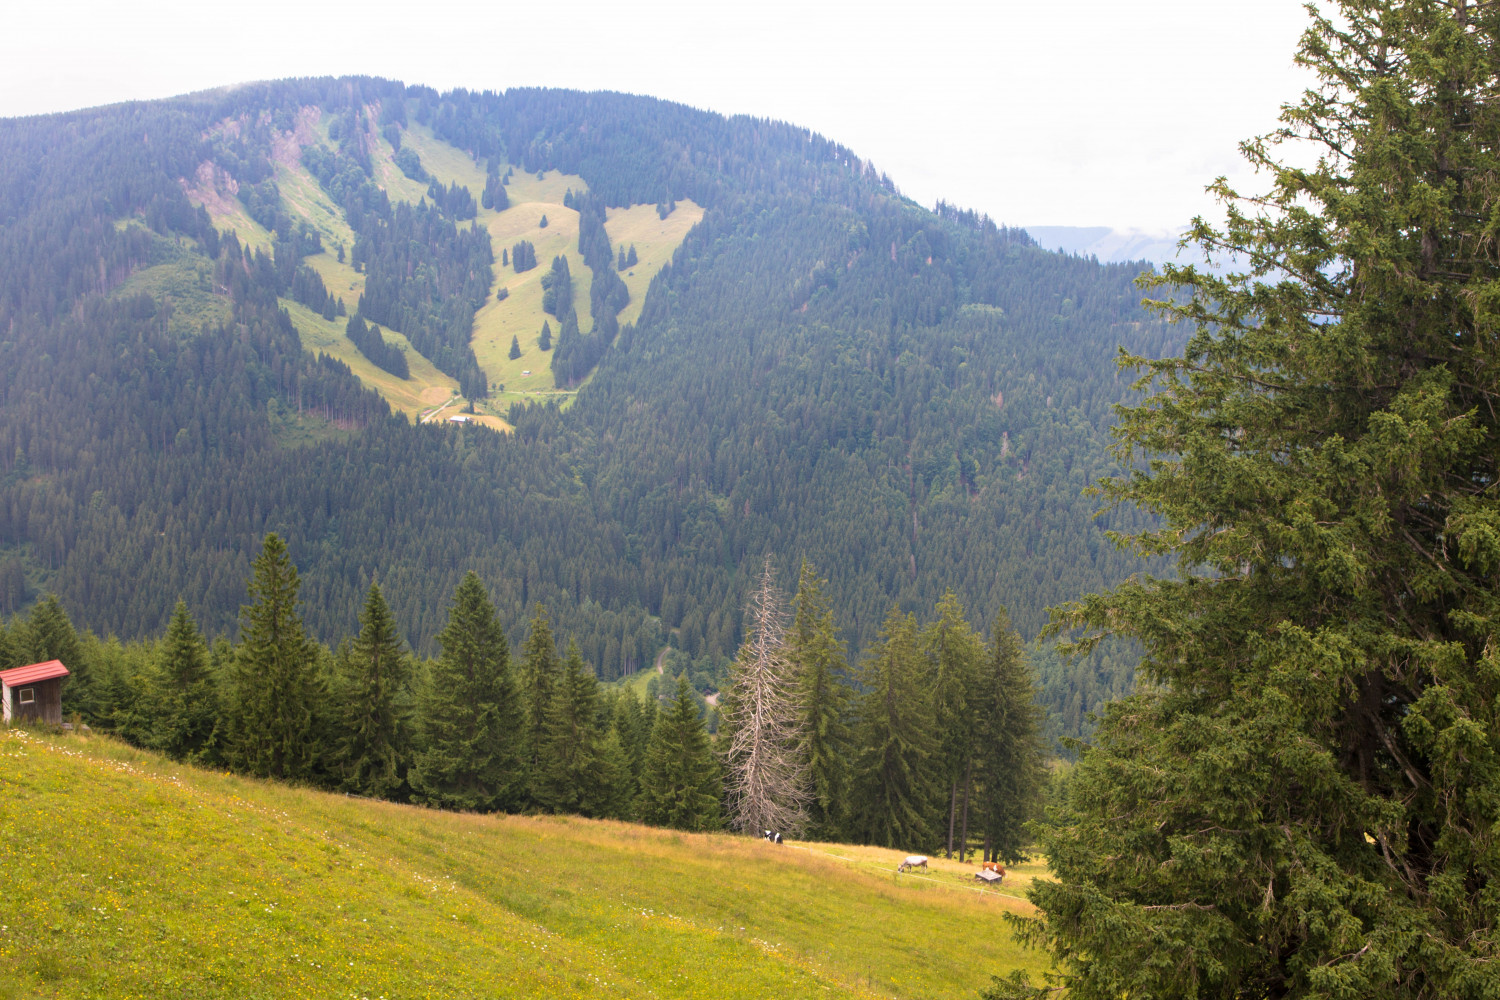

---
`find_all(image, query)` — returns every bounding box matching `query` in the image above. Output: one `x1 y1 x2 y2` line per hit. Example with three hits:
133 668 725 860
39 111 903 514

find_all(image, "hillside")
0 79 1177 738
0 728 1045 998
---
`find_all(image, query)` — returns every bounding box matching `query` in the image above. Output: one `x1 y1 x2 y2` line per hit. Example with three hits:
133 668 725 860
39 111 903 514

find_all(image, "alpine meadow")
4 1 1500 998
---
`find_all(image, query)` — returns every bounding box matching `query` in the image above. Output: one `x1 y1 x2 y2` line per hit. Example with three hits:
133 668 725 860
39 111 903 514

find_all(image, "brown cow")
981 862 1006 877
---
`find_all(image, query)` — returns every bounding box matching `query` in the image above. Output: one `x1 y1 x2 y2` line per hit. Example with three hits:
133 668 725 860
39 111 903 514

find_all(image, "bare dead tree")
722 560 809 836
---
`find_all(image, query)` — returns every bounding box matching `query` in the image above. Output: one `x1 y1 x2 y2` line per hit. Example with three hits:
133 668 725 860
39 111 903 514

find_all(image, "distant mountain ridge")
1023 224 1241 272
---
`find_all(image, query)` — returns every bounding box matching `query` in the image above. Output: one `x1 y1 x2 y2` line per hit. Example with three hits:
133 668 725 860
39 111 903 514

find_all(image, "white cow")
897 855 928 873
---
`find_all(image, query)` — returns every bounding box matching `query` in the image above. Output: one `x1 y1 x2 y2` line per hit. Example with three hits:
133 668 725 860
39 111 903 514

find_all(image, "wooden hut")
1 660 69 725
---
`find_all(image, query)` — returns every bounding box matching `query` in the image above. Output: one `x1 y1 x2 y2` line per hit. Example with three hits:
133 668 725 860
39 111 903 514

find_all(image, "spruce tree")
409 572 523 812
518 604 561 802
25 595 88 717
639 676 720 831
972 609 1045 864
508 335 521 360
142 599 219 762
223 534 324 781
848 607 937 849
789 558 852 841
533 639 603 815
1003 4 1500 997
921 591 986 860
331 582 412 799
538 321 552 351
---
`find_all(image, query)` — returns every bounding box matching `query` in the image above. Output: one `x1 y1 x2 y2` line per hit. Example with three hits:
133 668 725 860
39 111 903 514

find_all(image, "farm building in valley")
1 659 69 725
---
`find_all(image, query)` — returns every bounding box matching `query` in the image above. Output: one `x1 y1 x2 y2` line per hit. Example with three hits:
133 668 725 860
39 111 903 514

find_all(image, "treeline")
2 539 1046 858
551 188 630 387
345 316 408 378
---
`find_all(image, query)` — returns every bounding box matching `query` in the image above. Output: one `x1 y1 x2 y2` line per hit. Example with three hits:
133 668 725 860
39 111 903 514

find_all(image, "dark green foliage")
539 255 572 319
537 321 551 350
517 604 561 803
331 582 412 799
426 179 476 220
533 639 606 816
538 214 547 229
550 189 629 386
639 675 721 831
511 239 536 272
920 592 986 859
790 560 851 840
354 200 490 397
222 534 325 781
394 146 425 181
972 610 1045 863
409 572 523 812
1013 4 1500 997
847 608 938 848
345 315 410 379
481 161 508 211
508 334 521 360
138 600 219 762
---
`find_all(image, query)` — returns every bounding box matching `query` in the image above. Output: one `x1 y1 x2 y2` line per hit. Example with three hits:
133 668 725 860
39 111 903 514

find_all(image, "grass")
604 202 705 327
0 729 1048 999
180 115 704 424
110 236 231 338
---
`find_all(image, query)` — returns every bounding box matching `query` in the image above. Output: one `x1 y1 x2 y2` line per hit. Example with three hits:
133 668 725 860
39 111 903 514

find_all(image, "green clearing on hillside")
605 202 705 328
0 729 1046 999
110 236 231 338
183 117 702 422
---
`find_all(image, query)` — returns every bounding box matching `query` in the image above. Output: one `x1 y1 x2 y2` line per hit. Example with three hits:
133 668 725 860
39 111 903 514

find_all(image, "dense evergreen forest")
0 79 1178 740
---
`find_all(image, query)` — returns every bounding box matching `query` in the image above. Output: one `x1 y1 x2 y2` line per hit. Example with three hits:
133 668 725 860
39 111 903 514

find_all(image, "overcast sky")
1 1 1316 231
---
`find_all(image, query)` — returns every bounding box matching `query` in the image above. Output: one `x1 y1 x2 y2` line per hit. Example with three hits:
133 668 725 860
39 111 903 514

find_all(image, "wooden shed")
1 659 70 725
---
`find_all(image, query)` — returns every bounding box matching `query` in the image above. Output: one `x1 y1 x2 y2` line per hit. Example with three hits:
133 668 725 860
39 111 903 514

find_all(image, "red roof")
0 660 70 687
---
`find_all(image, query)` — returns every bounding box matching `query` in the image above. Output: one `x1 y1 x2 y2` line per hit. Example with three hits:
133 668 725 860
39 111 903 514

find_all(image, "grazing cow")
762 830 783 844
897 855 928 873
981 862 1007 877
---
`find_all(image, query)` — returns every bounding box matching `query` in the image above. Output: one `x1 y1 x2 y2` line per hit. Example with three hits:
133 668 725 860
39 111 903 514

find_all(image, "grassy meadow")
0 728 1046 999
181 111 703 425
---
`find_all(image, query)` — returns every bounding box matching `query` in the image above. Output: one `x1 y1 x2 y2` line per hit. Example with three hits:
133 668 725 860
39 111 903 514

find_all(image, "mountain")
0 79 1179 736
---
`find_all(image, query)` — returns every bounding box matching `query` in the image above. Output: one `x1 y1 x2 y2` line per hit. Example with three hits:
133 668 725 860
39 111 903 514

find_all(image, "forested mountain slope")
0 79 1176 737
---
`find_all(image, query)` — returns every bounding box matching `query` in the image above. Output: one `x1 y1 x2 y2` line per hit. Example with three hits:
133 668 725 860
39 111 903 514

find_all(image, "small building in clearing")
1 659 70 725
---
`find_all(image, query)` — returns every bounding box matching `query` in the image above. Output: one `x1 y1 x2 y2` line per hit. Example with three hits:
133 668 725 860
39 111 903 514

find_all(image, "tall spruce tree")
972 609 1045 864
999 4 1500 998
141 599 219 762
789 558 852 841
331 581 412 799
223 534 324 781
533 639 603 815
409 572 523 812
639 675 720 831
518 604 561 803
848 607 938 849
921 591 986 860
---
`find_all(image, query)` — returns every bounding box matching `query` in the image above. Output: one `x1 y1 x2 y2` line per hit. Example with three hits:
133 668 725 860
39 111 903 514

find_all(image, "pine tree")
223 534 324 781
972 609 1045 864
848 607 937 849
508 334 521 360
518 604 561 802
639 676 720 831
1004 4 1500 997
24 594 88 717
409 572 523 812
331 581 412 799
141 599 219 762
538 321 552 351
533 639 603 815
921 591 986 860
722 561 807 835
789 558 851 840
